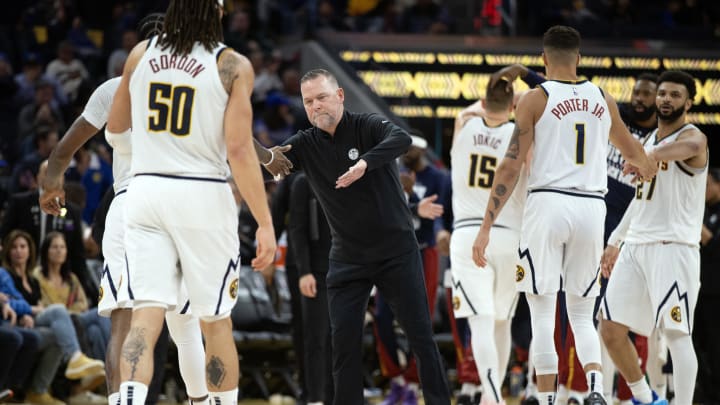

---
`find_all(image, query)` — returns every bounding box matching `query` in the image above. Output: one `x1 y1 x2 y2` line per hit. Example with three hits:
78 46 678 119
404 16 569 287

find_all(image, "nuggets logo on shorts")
516 265 525 282
229 278 239 299
452 295 461 311
98 286 104 301
670 306 682 323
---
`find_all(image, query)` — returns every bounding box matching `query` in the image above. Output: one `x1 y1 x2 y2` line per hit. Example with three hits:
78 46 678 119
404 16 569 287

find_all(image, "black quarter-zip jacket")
282 110 418 264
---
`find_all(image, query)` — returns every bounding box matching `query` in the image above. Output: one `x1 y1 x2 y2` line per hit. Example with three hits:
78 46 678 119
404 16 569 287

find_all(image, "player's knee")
533 351 559 375
599 319 626 347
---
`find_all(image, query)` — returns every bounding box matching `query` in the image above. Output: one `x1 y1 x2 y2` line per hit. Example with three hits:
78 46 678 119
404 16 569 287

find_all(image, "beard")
657 105 685 123
630 103 656 122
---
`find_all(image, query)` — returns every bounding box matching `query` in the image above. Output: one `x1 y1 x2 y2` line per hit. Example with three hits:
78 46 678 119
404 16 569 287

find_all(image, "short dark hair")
636 73 658 83
485 78 513 112
657 70 696 101
543 25 581 53
300 69 339 87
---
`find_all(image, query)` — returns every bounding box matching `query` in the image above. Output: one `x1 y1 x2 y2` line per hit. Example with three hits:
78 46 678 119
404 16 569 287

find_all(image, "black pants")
286 264 306 398
694 293 720 403
327 248 450 405
302 271 334 404
0 325 39 390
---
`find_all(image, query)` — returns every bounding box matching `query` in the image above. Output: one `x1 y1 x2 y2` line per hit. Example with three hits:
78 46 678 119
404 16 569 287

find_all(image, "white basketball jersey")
81 77 132 192
451 117 527 231
530 80 610 193
625 125 707 246
129 36 230 177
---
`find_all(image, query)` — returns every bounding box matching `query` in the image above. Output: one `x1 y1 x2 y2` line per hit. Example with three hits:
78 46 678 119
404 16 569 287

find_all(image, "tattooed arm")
220 50 277 270
472 89 540 267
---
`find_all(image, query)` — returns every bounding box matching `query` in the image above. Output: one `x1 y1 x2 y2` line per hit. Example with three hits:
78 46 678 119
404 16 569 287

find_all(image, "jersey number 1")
148 83 196 136
575 123 585 164
468 154 497 188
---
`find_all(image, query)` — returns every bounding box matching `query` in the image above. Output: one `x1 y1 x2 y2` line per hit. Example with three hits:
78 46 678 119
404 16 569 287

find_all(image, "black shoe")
472 392 482 405
568 398 582 405
456 394 473 405
584 392 607 405
520 396 540 405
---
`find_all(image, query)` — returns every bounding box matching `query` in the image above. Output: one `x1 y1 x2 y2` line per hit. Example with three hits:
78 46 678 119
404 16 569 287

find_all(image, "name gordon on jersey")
550 98 606 120
148 54 206 78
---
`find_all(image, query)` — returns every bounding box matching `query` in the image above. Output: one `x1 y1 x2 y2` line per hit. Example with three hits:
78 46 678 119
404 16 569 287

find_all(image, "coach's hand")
418 194 443 219
299 274 317 298
252 225 277 271
336 159 367 189
472 227 490 268
600 245 620 278
263 145 293 180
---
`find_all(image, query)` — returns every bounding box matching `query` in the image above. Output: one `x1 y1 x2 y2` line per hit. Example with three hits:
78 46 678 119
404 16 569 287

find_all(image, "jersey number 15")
148 82 196 136
468 154 497 188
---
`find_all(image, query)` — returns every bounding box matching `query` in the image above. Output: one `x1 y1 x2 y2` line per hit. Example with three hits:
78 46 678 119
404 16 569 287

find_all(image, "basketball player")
471 26 657 405
99 1 274 404
600 70 707 405
450 78 526 405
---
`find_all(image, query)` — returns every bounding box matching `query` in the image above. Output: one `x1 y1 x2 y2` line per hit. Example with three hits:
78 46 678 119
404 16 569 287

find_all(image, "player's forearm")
650 139 704 163
228 143 273 228
481 161 521 230
607 199 638 247
252 138 272 165
47 118 99 180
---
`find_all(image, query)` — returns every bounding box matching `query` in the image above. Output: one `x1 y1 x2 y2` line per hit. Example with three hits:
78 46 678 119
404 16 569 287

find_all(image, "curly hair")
159 0 224 55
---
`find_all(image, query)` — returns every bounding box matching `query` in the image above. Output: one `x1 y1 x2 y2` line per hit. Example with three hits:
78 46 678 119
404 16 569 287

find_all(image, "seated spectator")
0 161 94 306
17 79 65 144
35 232 110 361
250 49 283 105
65 145 113 225
399 0 453 34
106 29 138 79
46 41 90 104
0 300 40 401
2 230 105 401
13 52 68 112
10 126 59 193
253 92 296 147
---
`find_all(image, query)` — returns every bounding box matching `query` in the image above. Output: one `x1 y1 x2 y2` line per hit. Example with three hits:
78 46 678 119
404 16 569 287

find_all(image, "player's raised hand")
489 64 528 92
251 225 277 271
472 228 490 268
336 159 367 189
600 245 620 278
263 144 293 180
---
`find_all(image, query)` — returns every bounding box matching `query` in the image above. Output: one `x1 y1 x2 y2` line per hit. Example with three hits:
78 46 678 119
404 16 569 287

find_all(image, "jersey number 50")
148 82 196 136
468 154 497 188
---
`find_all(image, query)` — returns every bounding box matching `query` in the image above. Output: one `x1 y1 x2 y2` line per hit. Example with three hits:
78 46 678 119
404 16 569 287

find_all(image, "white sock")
460 383 476 395
665 331 697 405
108 392 120 405
537 391 555 405
307 402 324 405
406 383 419 393
165 312 207 398
70 351 82 362
586 370 604 394
628 378 653 403
392 375 406 386
120 382 148 405
210 388 238 405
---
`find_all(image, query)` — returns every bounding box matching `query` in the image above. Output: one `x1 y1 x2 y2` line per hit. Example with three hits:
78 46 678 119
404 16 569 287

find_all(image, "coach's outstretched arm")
220 50 276 270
